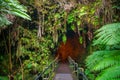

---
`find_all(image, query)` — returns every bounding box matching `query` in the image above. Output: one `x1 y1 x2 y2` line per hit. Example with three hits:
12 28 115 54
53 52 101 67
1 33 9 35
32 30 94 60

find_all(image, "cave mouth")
56 30 85 62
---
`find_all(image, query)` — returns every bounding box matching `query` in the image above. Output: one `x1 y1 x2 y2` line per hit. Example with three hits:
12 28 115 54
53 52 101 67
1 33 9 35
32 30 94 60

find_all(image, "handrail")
68 56 88 80
35 58 59 80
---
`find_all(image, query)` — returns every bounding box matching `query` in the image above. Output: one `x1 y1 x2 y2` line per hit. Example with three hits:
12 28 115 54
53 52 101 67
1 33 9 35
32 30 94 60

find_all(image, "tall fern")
93 23 120 45
0 0 31 27
86 23 120 80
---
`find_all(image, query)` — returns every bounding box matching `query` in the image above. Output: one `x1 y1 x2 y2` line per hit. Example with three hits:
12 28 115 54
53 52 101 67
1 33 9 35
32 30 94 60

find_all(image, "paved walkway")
53 62 74 80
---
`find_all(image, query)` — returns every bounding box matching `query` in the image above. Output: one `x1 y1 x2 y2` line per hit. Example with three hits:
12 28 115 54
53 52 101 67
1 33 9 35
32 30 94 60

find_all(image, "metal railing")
68 56 88 80
35 58 59 80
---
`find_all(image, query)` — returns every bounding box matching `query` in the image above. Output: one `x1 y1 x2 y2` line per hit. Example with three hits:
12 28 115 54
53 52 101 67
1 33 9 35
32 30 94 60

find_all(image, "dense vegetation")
86 23 120 80
0 0 120 80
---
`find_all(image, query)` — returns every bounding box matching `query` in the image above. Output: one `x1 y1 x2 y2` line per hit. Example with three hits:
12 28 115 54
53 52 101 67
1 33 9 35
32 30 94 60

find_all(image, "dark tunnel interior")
56 30 86 62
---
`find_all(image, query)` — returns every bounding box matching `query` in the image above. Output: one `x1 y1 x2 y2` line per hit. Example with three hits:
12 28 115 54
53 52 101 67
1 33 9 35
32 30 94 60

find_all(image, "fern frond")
11 9 31 20
86 50 120 70
94 23 120 45
96 65 120 80
92 55 120 71
86 23 120 80
0 0 31 26
111 79 120 80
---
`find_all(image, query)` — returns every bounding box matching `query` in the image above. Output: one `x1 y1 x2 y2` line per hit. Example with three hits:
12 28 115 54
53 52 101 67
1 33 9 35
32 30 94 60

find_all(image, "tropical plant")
0 0 31 79
14 26 54 80
0 0 120 80
0 0 31 27
86 23 120 80
93 23 120 45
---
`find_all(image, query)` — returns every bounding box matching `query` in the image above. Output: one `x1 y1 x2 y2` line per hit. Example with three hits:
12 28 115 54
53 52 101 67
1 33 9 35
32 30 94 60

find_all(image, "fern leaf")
86 23 120 80
92 55 120 71
94 23 120 45
86 50 120 71
96 65 120 80
11 9 31 20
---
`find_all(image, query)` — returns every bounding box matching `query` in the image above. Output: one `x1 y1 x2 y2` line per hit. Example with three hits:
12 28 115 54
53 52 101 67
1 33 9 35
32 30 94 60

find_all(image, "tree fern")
86 50 120 71
93 23 120 45
86 23 120 80
92 55 120 71
96 65 120 80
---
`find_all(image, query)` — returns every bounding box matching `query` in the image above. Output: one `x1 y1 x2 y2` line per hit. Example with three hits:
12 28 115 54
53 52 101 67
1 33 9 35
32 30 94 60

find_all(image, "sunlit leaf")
79 36 83 44
62 34 67 43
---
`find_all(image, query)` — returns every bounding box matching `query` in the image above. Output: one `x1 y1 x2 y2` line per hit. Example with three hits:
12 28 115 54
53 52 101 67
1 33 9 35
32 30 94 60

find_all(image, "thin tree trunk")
8 27 13 80
37 24 42 38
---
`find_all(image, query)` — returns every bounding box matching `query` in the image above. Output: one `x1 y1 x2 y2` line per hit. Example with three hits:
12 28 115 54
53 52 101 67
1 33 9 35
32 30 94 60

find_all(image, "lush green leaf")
94 23 120 45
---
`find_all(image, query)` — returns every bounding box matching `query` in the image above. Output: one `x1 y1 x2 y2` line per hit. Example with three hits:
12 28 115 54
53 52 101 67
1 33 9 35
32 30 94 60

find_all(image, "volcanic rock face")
56 31 85 62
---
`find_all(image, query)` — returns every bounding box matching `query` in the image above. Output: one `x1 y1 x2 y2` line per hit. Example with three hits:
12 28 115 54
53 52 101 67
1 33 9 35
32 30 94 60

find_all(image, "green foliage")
0 0 120 79
0 0 31 27
86 50 120 71
0 14 12 26
15 26 54 79
79 36 83 44
0 76 8 80
70 25 75 30
96 65 120 80
94 23 120 45
86 23 120 80
67 13 75 24
62 34 67 43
